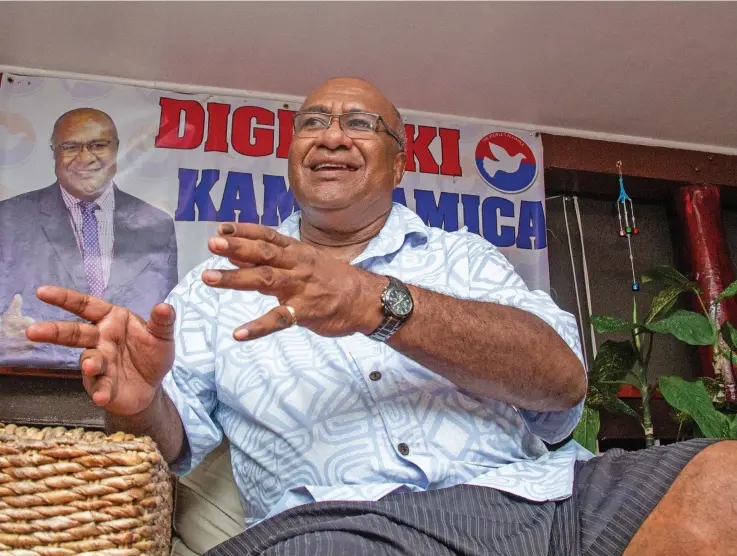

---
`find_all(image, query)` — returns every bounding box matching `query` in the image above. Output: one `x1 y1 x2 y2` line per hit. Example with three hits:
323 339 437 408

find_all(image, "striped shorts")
206 439 716 556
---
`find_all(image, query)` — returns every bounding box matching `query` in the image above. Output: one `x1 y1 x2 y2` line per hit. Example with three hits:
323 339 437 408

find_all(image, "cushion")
171 440 245 555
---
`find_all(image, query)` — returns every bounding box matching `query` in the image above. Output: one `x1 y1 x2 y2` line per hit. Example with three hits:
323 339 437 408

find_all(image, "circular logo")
0 111 36 167
475 132 538 194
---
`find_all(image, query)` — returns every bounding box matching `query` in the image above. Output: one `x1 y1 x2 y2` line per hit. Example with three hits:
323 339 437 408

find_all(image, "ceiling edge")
2 64 735 157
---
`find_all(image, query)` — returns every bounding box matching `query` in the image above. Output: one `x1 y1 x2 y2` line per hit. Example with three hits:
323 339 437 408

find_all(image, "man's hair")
391 104 407 153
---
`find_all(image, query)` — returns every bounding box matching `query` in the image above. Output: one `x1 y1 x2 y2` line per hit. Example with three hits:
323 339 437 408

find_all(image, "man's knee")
697 439 737 462
647 442 737 522
683 440 737 486
669 441 737 527
624 442 737 555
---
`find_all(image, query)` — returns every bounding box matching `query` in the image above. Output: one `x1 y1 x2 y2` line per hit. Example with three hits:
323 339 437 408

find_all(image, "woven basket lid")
0 424 173 556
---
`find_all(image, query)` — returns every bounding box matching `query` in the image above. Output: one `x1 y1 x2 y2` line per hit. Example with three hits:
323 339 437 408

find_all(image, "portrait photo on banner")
0 74 549 370
0 79 179 368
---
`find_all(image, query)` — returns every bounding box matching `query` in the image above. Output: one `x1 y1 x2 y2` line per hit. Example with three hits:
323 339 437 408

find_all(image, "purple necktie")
79 201 105 298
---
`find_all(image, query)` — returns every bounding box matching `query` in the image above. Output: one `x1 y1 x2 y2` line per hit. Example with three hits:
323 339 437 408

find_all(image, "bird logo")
475 132 538 194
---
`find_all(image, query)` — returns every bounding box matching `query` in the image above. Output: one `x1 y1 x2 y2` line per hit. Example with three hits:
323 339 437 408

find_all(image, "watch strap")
368 276 412 342
368 314 405 342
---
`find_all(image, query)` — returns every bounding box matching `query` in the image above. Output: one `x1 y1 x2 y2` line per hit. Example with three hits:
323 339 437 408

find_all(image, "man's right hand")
26 286 176 416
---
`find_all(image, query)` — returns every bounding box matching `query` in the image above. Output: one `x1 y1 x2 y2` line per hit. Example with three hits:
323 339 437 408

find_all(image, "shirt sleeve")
161 257 226 475
461 232 586 444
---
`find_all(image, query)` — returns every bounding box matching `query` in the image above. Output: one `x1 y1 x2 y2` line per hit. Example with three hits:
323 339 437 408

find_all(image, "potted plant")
573 266 737 452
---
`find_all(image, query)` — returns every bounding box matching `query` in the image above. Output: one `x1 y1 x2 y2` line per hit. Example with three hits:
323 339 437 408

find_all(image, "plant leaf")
572 407 600 453
600 394 640 422
671 409 694 428
645 284 688 324
586 382 622 410
720 322 737 352
730 415 737 440
700 377 723 399
716 279 737 304
590 340 638 382
646 310 716 345
658 376 730 438
641 266 691 287
591 315 633 334
621 372 643 389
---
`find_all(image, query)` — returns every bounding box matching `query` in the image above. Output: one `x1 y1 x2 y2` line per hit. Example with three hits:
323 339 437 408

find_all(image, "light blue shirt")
163 203 591 528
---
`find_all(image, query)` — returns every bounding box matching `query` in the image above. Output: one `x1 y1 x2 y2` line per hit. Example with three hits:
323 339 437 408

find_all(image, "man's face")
288 79 405 222
52 113 118 200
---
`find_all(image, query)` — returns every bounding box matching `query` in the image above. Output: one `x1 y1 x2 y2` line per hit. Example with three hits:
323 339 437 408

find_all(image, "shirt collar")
59 180 115 214
278 202 430 265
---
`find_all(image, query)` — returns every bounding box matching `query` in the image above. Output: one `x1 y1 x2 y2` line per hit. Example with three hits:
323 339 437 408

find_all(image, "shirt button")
369 371 382 381
398 442 410 456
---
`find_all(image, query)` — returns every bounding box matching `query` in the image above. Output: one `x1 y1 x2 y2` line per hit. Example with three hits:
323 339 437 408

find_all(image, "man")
27 79 735 555
0 108 178 367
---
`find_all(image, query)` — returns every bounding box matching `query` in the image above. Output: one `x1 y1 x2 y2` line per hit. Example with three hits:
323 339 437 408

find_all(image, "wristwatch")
368 276 414 342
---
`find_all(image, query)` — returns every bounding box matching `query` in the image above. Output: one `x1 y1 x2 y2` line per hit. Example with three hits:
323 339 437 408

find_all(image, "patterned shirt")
163 203 591 528
60 182 115 289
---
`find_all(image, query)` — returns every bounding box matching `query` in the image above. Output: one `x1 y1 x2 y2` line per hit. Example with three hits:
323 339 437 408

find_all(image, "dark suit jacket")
0 183 179 367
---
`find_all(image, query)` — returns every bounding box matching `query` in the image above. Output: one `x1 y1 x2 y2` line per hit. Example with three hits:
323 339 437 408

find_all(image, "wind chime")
615 161 641 291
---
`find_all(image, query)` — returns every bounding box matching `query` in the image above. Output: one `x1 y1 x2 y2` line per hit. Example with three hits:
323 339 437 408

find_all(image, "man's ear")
393 152 407 188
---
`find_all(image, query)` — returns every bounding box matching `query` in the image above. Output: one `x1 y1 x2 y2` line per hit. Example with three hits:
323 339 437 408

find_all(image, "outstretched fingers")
233 305 297 341
35 286 116 322
218 222 297 248
26 321 100 348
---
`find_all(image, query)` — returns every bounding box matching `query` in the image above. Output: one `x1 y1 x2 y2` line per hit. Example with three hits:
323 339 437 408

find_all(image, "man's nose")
75 145 97 164
317 117 353 150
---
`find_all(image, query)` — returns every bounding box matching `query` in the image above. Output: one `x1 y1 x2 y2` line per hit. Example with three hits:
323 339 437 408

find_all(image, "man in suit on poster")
0 107 178 367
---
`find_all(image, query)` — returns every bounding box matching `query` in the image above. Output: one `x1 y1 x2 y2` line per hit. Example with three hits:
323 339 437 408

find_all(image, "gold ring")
284 305 297 327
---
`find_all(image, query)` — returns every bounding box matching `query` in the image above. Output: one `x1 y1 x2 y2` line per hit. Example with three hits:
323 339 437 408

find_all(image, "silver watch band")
368 314 404 342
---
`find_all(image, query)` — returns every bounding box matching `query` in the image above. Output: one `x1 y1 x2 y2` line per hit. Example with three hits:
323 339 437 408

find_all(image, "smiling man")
26 80 736 555
0 108 178 366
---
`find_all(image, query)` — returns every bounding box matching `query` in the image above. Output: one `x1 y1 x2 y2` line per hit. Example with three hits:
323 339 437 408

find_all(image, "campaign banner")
0 74 549 369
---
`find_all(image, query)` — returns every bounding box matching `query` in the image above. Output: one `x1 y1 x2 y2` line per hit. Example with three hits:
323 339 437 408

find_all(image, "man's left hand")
202 223 384 340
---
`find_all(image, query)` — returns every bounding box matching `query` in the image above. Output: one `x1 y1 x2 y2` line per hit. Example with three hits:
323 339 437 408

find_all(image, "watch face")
385 284 413 317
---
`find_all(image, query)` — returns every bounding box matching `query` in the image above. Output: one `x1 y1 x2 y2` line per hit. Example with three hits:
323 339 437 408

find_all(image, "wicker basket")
0 424 173 556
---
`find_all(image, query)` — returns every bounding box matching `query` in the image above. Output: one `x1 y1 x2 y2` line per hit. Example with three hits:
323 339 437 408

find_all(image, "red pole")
673 185 737 401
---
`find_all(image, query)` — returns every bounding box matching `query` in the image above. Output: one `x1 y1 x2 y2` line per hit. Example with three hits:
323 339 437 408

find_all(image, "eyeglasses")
51 140 118 156
293 111 404 150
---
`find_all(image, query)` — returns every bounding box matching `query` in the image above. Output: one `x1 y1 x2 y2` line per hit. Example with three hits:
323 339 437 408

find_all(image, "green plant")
572 266 737 452
572 337 639 452
657 278 737 440
658 376 737 439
